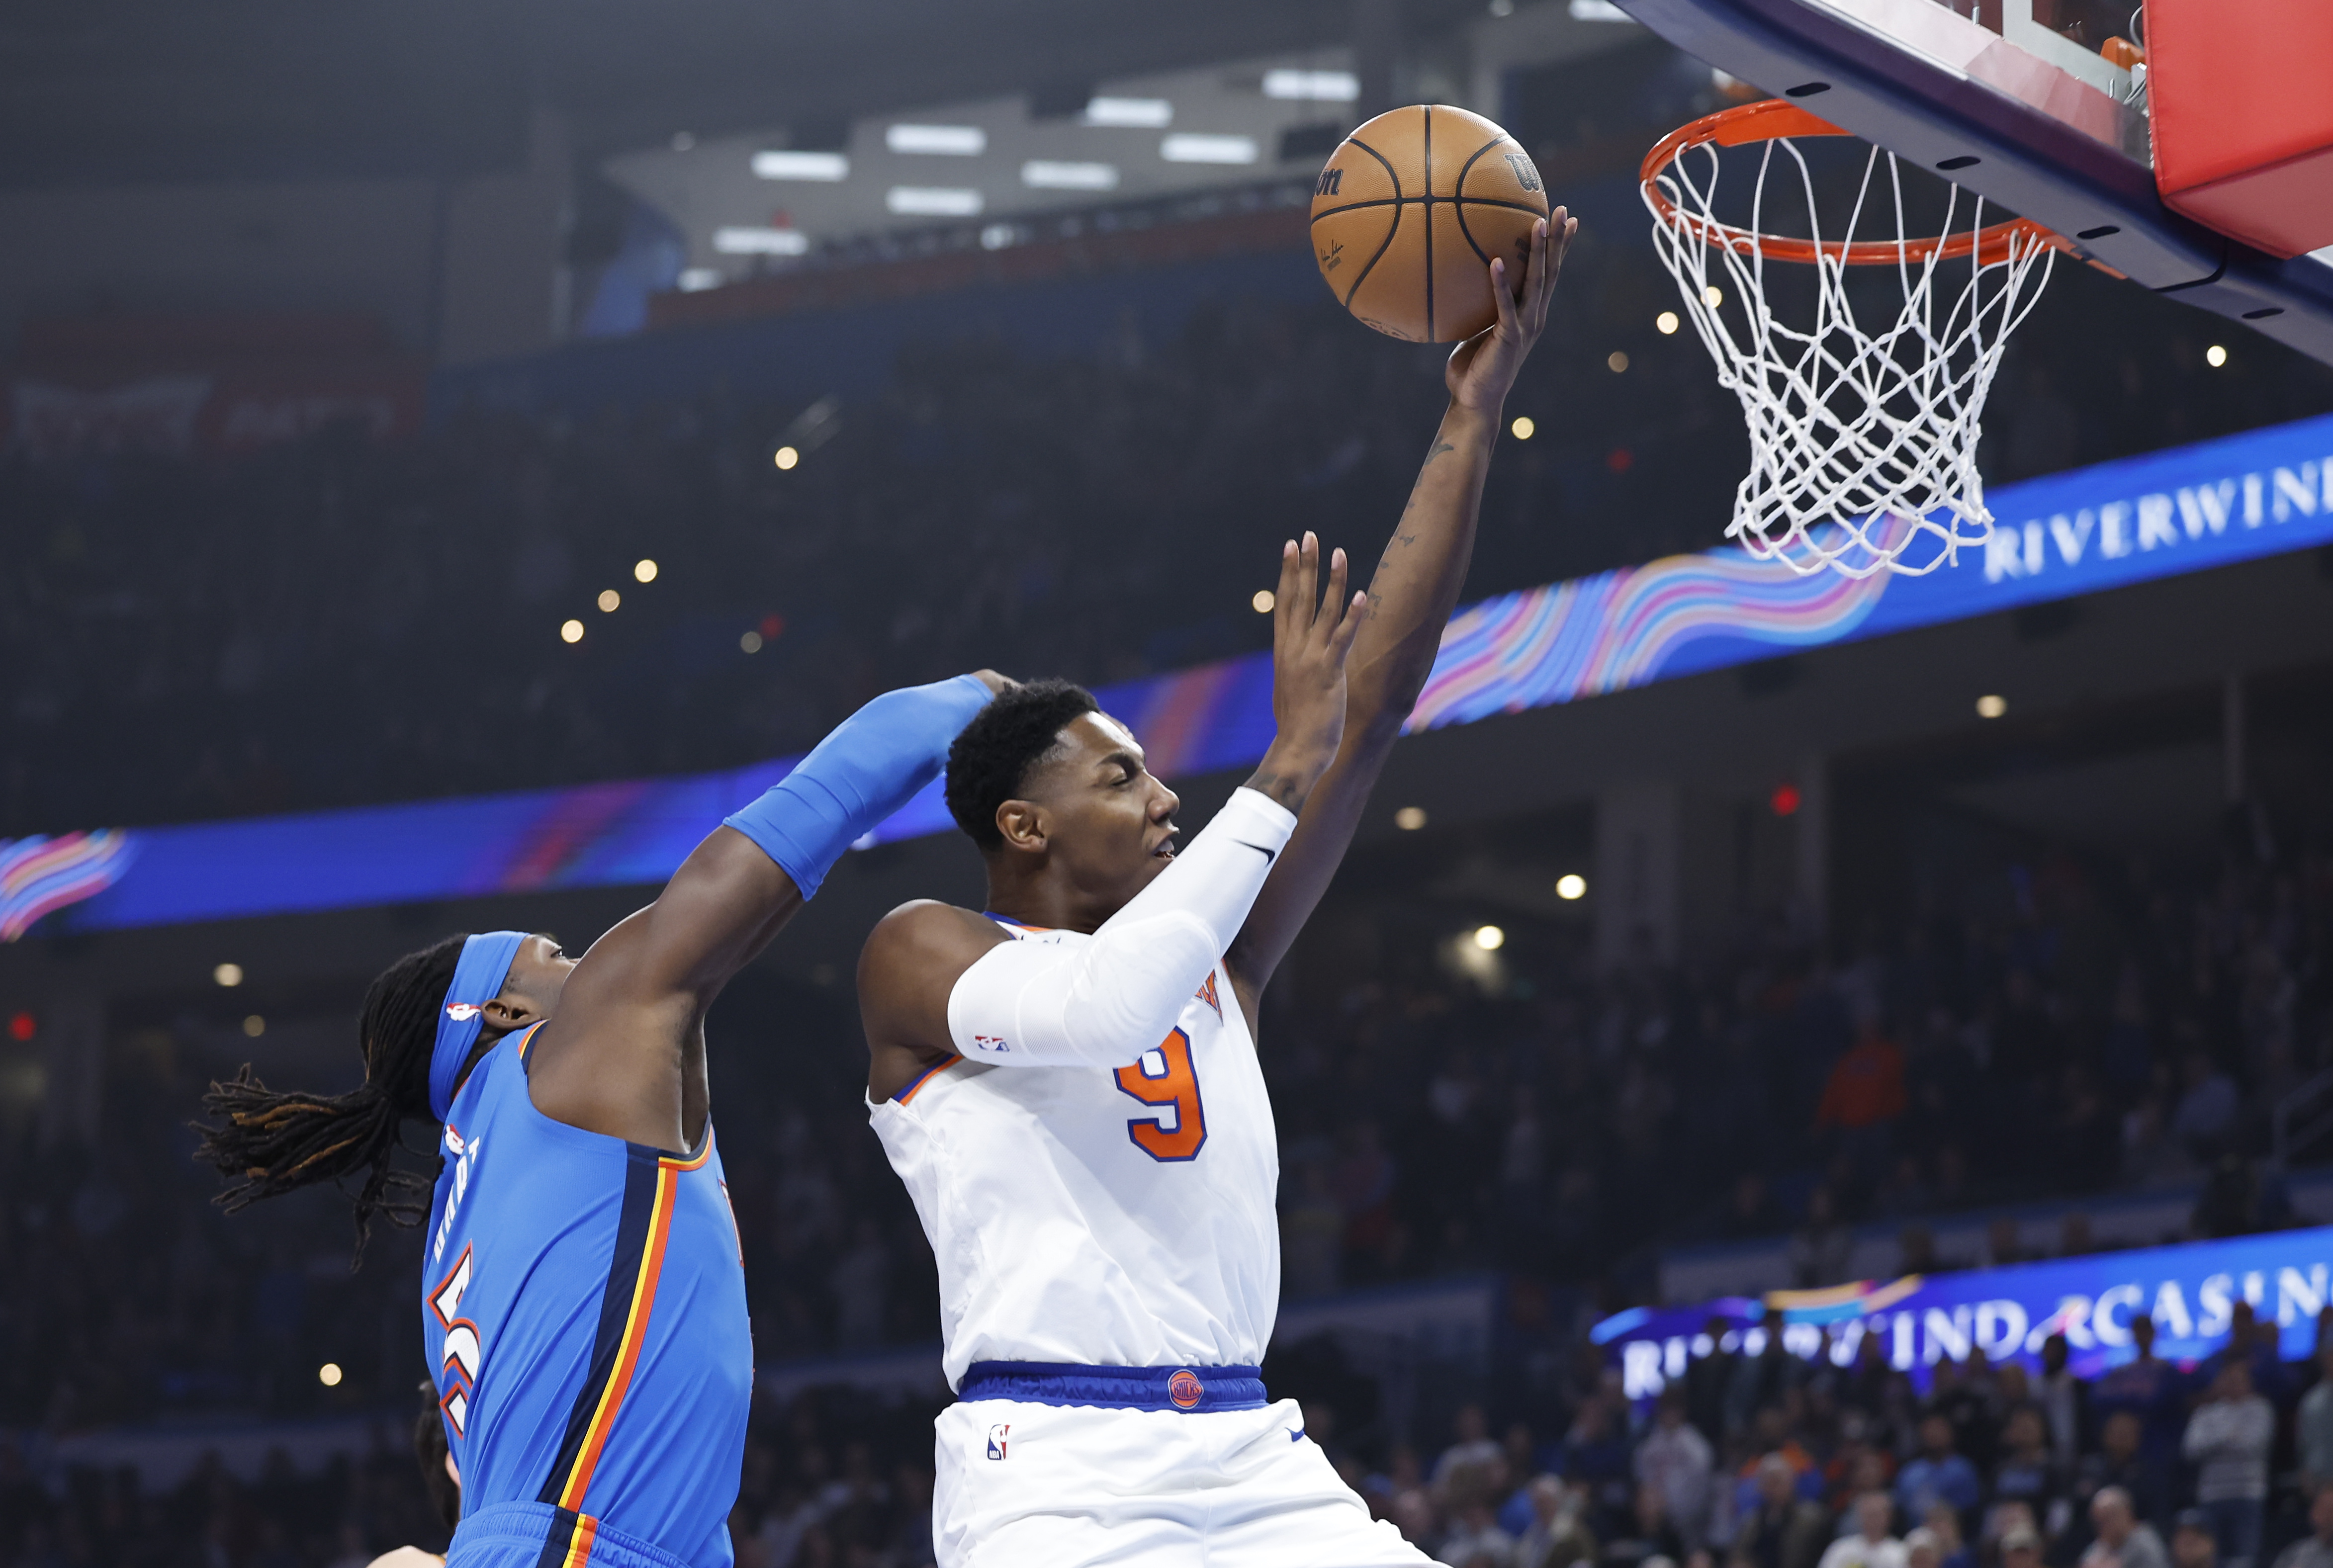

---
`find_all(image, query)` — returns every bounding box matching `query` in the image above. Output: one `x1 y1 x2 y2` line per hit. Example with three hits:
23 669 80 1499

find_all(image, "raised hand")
1446 207 1576 414
1247 531 1366 816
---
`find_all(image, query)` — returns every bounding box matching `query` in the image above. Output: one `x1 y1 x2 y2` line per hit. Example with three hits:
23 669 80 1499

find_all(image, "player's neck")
979 868 1117 935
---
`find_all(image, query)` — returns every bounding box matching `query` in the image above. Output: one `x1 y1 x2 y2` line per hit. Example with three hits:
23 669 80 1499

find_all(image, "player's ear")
993 799 1047 855
481 992 545 1031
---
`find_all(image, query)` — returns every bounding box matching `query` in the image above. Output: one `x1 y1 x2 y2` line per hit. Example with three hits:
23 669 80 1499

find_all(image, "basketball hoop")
1642 99 2073 577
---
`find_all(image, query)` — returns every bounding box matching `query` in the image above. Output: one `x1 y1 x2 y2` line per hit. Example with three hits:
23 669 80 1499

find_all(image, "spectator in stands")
1438 1405 1508 1486
2005 1524 2049 1568
2172 1512 2222 1568
2270 1487 2333 1568
2184 1362 2274 1568
1517 1475 1598 1568
1790 1187 1855 1289
1439 1461 1521 1568
1735 1454 1830 1568
1897 1414 1983 1531
1639 1389 1717 1552
2077 1411 2171 1530
2038 1333 2088 1472
2298 1340 2333 1496
2084 1487 2172 1568
1814 1015 1909 1182
1923 1504 1974 1568
1992 1405 2069 1538
1564 1392 1639 1540
1817 1492 1908 1568
1731 1311 1804 1439
1905 1528 1944 1568
2094 1315 2186 1479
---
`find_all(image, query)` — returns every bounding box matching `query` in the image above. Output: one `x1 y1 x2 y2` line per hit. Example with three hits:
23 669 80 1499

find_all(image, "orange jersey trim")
896 1054 963 1105
551 1159 684 1510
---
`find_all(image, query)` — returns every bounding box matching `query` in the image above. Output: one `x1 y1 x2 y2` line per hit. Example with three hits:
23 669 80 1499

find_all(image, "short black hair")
944 678 1099 850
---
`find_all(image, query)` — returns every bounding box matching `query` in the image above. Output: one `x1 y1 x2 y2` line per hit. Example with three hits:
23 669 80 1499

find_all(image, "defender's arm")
1224 211 1575 1026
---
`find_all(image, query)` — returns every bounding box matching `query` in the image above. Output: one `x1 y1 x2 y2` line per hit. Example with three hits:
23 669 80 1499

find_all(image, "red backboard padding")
2145 0 2333 259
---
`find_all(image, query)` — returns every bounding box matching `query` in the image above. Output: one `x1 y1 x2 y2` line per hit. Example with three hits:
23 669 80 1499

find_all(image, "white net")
1645 113 2060 577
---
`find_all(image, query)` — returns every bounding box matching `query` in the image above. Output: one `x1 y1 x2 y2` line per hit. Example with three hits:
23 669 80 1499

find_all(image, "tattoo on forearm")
1421 441 1455 468
1245 770 1311 816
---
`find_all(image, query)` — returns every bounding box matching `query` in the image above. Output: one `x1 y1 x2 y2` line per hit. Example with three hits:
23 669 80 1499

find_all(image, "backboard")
1612 0 2333 368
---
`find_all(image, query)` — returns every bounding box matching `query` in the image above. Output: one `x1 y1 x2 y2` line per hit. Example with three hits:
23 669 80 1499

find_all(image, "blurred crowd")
6 195 2323 843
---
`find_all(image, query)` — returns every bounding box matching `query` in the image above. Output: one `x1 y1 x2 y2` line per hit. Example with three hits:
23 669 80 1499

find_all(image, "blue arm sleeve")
722 674 991 898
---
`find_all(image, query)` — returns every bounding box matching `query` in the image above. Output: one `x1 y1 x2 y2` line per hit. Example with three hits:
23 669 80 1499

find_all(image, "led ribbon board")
9 411 2332 938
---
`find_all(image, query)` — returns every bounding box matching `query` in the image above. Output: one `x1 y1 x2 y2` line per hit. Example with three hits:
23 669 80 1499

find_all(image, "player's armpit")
860 900 1010 1102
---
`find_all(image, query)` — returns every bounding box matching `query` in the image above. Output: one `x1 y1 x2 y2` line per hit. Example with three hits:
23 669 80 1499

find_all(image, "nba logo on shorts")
1167 1370 1204 1410
986 1423 1010 1460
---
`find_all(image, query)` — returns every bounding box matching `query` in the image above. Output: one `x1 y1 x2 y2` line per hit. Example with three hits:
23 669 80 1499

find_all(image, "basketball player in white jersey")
856 208 1575 1566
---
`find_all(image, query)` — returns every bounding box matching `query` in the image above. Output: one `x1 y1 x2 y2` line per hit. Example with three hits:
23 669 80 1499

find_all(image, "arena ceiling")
0 0 1484 189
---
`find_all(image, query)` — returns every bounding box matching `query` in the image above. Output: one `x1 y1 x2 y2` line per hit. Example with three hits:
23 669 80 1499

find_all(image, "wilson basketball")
1310 104 1550 344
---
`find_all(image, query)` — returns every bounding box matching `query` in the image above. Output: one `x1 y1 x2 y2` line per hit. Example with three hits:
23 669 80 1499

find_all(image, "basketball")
1310 104 1551 344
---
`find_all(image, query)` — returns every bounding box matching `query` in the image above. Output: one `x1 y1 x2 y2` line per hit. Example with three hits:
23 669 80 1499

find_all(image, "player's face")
1022 712 1181 912
501 933 577 1020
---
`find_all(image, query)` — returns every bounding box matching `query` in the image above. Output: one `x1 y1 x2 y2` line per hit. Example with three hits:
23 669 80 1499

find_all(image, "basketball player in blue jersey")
197 670 1004 1568
856 211 1575 1565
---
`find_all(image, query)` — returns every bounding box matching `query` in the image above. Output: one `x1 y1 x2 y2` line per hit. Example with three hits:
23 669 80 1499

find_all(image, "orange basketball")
1310 104 1550 344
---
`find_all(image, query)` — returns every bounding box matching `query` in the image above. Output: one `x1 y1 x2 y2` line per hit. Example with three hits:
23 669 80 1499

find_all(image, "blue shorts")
446 1502 711 1568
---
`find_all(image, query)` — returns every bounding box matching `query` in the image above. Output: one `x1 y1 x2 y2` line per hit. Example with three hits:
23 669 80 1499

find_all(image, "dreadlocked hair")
195 932 470 1265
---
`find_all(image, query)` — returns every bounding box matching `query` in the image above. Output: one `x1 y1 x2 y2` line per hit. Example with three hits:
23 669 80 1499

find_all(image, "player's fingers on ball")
1490 257 1520 339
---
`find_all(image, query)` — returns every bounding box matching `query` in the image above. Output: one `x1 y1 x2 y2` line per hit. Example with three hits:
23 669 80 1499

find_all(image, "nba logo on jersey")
986 1423 1010 1460
1168 1370 1204 1409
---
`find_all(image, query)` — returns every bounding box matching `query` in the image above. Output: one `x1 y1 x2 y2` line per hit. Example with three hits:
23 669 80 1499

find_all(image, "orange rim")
1640 98 2071 266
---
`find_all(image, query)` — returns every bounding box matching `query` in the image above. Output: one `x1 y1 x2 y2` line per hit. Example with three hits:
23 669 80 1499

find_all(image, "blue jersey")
422 1025 752 1568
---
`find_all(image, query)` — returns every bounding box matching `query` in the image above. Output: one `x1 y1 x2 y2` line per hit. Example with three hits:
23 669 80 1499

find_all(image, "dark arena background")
6 1 2333 1566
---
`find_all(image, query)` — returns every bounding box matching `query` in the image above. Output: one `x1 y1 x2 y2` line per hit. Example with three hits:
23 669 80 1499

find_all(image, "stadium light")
714 227 808 256
1976 694 2008 718
740 631 764 654
243 1015 265 1038
560 619 585 644
598 589 621 612
1395 806 1428 831
634 559 658 583
1084 97 1172 128
752 150 848 181
1473 924 1506 951
887 187 984 216
1511 416 1536 439
1657 311 1680 334
2207 345 2229 367
1022 160 1120 190
1252 589 1275 613
887 124 986 156
1608 351 1630 372
214 962 244 987
1161 134 1259 165
1555 874 1587 900
1263 70 1359 102
774 446 800 470
318 1363 343 1387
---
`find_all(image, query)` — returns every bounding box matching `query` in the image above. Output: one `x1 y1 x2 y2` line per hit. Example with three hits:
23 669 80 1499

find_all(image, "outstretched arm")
529 673 1000 1147
1224 209 1576 1023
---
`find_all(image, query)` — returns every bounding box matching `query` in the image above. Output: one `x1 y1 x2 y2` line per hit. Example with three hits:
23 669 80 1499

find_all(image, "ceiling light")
243 1015 266 1038
887 124 986 156
2206 344 2229 367
774 446 800 470
740 630 764 654
887 187 984 216
1395 806 1428 831
715 227 808 256
1608 351 1630 372
1556 873 1587 900
318 1363 343 1387
561 619 585 643
597 589 621 612
1084 96 1173 128
1704 284 1724 307
752 150 848 181
1252 589 1276 613
633 559 658 583
1162 134 1259 165
1473 924 1506 951
214 962 244 987
1657 310 1680 334
1976 693 2007 719
1511 415 1536 439
1263 69 1360 102
1022 160 1120 191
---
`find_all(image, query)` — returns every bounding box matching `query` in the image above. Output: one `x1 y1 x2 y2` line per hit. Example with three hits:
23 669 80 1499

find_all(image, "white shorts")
932 1396 1434 1568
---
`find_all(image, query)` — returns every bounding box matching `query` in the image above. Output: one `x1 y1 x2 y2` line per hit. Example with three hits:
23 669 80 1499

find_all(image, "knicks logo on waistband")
1167 1370 1204 1409
445 1003 481 1022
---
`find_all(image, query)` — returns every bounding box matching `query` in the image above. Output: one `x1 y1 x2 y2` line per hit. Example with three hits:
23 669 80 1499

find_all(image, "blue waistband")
958 1360 1267 1412
448 1501 705 1568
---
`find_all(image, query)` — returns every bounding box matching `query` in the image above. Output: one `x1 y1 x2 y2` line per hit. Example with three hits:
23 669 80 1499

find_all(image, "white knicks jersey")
868 920 1280 1390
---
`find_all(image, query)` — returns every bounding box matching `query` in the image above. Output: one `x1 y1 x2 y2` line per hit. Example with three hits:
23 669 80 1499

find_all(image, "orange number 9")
1114 1029 1207 1162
